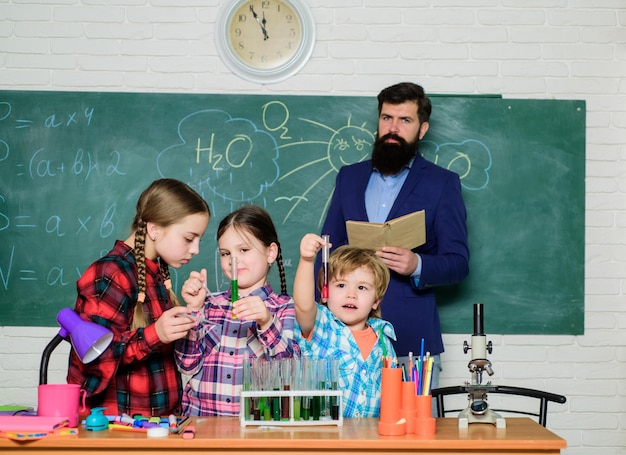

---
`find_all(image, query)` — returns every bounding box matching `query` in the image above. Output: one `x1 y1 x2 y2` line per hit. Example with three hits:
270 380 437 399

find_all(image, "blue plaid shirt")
295 304 397 418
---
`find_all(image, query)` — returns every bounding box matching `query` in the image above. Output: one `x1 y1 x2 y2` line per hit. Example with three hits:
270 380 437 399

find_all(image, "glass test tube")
242 351 251 420
231 256 238 319
271 361 281 421
292 358 302 420
319 358 328 418
311 359 322 420
251 358 261 420
280 359 291 420
261 361 271 421
330 359 339 420
301 357 311 421
321 235 330 300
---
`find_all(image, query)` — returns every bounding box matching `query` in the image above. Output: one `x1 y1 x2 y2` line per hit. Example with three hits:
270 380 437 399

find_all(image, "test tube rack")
239 389 343 427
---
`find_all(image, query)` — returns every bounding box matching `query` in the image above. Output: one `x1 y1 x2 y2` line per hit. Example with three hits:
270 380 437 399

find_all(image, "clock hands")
249 5 269 40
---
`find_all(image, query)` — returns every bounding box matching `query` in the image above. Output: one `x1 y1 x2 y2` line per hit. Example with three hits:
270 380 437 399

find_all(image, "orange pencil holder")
378 367 406 436
400 381 417 434
414 394 436 436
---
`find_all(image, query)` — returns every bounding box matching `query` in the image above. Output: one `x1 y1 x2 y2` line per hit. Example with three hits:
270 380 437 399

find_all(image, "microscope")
458 303 505 429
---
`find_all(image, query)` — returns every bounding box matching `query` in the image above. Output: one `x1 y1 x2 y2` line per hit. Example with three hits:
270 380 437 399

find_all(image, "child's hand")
181 268 209 311
233 295 273 330
155 306 196 343
300 233 331 261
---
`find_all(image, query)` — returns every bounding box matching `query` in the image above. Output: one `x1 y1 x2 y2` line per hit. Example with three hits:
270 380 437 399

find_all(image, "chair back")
432 385 566 427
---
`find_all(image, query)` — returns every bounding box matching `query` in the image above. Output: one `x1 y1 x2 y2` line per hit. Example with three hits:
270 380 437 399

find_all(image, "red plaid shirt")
67 240 182 416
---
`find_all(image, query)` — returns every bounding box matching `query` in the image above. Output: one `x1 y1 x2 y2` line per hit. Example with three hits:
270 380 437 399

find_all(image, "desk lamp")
459 303 505 428
39 308 113 385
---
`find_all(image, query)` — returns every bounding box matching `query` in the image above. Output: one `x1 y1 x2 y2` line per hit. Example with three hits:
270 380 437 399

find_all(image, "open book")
346 210 425 250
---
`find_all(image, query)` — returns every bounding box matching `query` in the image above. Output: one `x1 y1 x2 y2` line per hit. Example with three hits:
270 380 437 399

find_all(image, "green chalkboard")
0 90 585 334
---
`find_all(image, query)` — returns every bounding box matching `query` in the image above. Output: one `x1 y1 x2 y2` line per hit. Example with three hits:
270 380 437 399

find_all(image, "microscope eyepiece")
473 303 485 335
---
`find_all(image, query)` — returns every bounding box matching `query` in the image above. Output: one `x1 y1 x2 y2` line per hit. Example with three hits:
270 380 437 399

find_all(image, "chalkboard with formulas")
0 90 585 334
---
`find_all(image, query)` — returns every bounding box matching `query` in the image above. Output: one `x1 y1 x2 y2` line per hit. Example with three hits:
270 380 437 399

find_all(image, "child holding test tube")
293 234 397 418
67 178 210 416
175 205 300 416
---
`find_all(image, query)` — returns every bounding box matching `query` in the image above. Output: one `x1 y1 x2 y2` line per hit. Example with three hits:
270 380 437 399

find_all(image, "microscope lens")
471 400 488 415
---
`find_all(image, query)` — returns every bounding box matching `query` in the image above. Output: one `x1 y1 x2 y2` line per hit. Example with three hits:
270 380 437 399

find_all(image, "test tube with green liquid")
292 358 302 420
242 352 251 420
231 256 238 319
253 359 271 421
271 361 281 421
261 397 271 420
319 358 328 418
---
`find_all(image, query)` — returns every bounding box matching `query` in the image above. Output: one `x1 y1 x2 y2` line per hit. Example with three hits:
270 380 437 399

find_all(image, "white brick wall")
1 1 625 453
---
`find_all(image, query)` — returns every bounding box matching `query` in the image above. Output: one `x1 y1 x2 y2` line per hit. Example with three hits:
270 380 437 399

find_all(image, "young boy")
294 233 397 418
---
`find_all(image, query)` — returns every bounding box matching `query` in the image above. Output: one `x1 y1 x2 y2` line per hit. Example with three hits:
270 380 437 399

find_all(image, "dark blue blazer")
319 154 469 356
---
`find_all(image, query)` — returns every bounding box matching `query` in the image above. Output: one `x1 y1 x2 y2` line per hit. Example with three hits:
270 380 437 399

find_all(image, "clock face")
217 0 315 83
228 1 302 71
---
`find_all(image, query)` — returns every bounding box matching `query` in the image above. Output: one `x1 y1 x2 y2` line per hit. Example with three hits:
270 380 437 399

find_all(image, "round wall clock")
216 0 316 84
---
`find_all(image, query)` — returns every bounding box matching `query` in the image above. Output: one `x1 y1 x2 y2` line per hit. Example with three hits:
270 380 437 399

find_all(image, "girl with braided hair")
67 178 210 416
175 205 299 416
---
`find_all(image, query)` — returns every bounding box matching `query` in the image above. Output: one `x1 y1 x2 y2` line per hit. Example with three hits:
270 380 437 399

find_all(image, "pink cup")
38 384 87 427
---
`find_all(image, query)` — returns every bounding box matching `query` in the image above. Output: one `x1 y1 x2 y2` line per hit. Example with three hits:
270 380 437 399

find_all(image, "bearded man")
317 82 470 402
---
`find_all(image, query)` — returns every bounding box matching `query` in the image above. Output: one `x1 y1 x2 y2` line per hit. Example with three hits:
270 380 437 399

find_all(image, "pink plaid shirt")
175 284 299 416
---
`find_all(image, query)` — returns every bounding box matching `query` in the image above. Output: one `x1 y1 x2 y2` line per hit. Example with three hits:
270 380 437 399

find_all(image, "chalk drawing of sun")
273 115 376 226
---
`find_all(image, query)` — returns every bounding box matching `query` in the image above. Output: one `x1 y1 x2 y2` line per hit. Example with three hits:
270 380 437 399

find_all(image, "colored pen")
417 338 425 393
423 356 434 395
380 327 388 367
182 425 196 440
109 423 146 432
231 256 238 319
168 414 177 429
171 416 191 434
119 413 136 426
416 359 422 395
140 422 160 429
321 234 330 300
51 428 79 438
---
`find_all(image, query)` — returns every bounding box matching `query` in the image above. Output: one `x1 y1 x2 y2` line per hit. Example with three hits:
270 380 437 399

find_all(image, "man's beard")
371 133 418 175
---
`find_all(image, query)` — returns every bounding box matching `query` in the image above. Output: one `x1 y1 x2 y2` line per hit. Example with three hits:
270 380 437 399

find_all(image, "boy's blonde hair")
318 246 390 319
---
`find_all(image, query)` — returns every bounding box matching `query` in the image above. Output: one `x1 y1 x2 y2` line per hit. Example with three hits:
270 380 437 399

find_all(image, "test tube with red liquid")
321 235 330 300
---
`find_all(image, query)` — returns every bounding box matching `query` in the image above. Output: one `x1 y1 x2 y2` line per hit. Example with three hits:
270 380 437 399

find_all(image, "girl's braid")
132 218 147 330
275 243 288 295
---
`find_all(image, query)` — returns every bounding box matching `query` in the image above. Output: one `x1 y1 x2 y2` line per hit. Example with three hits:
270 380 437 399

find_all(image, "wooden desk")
0 417 566 454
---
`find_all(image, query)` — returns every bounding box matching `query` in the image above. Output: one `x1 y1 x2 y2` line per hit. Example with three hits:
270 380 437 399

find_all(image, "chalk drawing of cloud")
421 139 492 191
157 109 279 202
